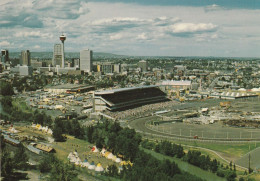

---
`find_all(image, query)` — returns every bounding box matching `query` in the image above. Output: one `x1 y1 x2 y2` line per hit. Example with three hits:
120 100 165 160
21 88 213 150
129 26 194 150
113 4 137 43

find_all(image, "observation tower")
60 34 66 68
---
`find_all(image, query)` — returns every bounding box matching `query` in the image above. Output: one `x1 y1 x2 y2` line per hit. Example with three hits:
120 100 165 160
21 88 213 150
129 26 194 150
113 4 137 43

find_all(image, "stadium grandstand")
94 85 168 111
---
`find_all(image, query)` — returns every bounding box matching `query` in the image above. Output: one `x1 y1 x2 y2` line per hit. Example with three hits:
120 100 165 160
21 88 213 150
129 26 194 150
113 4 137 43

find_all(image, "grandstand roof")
95 85 158 95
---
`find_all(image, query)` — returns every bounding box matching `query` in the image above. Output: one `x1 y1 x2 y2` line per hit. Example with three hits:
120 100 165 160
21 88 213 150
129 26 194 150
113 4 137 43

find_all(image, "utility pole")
249 153 251 173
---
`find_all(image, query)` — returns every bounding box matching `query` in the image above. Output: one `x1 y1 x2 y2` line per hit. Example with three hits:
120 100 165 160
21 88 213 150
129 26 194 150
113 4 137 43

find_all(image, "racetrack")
128 98 260 143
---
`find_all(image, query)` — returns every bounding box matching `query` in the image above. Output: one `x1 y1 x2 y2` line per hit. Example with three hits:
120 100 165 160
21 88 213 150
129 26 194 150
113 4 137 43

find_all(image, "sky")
0 0 260 57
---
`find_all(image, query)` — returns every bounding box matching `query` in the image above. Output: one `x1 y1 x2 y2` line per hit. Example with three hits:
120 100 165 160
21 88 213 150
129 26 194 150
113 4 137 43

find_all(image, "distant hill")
8 52 128 60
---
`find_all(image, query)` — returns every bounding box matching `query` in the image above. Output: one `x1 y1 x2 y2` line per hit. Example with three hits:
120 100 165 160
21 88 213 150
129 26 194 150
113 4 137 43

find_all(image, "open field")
235 147 260 171
142 148 226 181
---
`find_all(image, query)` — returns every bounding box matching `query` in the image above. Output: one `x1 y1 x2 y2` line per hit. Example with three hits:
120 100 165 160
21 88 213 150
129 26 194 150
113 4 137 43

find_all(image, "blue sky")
0 0 260 57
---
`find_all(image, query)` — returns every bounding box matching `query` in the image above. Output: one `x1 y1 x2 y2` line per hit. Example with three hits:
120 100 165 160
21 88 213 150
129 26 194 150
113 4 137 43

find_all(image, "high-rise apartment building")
20 50 30 66
80 49 92 72
52 44 62 67
1 49 9 63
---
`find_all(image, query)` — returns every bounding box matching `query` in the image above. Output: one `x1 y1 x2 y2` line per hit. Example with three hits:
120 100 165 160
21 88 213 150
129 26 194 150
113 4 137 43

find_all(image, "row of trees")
86 120 142 161
52 118 85 142
141 139 237 181
184 150 218 172
142 140 184 158
123 150 197 181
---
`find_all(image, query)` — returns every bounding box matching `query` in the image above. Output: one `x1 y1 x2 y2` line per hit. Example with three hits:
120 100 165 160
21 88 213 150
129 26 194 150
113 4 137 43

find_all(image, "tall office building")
138 60 148 72
52 44 62 67
72 58 80 68
20 50 30 66
1 49 9 63
80 49 93 72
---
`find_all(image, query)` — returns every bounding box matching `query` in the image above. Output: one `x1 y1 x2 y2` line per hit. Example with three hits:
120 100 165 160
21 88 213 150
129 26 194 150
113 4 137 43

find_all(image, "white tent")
75 157 81 163
111 155 117 162
107 153 114 160
91 146 99 153
81 159 90 167
95 163 104 172
47 129 53 135
9 127 18 133
88 162 96 170
67 152 74 159
115 158 121 163
75 160 81 166
69 157 77 163
101 148 106 155
73 151 79 157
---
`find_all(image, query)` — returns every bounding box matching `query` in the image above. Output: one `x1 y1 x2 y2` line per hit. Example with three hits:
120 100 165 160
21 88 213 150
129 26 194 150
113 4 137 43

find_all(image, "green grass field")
141 148 226 181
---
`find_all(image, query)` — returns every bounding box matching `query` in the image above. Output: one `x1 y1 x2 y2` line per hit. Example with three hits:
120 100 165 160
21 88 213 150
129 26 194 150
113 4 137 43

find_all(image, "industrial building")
94 85 168 111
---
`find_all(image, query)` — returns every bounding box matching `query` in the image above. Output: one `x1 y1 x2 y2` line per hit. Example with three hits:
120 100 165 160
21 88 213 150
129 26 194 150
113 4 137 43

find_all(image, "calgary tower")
60 33 66 68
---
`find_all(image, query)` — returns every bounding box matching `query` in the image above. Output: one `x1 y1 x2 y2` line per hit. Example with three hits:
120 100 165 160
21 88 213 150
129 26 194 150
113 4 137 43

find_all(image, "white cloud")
33 45 41 49
136 33 152 41
1 1 260 57
110 33 123 40
92 17 144 25
14 31 53 38
169 23 217 34
204 4 225 12
0 41 10 47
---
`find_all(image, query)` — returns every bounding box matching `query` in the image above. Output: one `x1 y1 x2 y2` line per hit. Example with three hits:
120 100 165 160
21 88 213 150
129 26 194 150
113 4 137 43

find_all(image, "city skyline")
0 0 260 57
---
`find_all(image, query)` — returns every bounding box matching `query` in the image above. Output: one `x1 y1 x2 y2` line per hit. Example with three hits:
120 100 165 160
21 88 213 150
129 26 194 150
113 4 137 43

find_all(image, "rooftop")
95 85 158 95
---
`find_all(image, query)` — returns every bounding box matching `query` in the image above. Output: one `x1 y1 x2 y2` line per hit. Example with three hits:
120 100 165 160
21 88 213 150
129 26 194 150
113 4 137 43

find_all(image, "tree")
211 159 218 173
53 126 65 142
239 177 245 181
39 154 58 173
13 144 29 170
0 135 6 151
1 151 14 178
49 161 78 181
160 159 180 177
1 96 13 113
86 125 94 143
226 171 236 181
71 119 84 139
0 81 14 96
106 164 119 177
